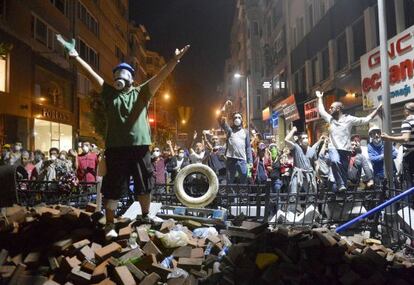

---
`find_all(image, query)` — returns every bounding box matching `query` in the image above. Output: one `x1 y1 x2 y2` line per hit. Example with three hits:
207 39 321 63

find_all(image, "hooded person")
368 125 398 185
218 100 253 184
56 34 190 236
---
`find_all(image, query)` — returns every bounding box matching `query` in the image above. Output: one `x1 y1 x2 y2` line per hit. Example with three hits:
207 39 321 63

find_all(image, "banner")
361 25 414 109
275 95 300 122
304 99 319 123
262 107 270 121
271 111 279 128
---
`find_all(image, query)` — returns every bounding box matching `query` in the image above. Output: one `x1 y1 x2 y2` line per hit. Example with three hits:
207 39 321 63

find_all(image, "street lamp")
234 72 250 132
181 119 186 125
164 93 170 100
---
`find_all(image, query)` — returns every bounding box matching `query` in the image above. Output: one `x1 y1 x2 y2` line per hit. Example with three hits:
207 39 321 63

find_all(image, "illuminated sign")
361 25 414 109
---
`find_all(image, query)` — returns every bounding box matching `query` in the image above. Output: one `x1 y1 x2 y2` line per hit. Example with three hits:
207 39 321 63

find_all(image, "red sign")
275 95 300 122
304 99 319 123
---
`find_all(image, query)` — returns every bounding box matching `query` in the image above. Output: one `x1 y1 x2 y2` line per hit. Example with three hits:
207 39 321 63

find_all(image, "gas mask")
233 118 242 127
113 69 133 91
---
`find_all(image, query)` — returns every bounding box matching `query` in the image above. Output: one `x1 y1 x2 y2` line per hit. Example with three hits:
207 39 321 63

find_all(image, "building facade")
0 0 156 152
224 0 414 144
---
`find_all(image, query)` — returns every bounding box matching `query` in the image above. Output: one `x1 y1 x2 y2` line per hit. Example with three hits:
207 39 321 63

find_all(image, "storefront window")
0 56 7 92
34 119 72 153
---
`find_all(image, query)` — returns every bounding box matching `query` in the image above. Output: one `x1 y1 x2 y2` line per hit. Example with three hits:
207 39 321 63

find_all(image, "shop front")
32 104 74 153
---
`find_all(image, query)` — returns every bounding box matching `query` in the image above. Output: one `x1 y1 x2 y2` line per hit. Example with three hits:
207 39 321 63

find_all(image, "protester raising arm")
56 35 104 92
148 46 190 96
166 140 175 157
218 100 233 135
316 91 332 123
284 126 298 149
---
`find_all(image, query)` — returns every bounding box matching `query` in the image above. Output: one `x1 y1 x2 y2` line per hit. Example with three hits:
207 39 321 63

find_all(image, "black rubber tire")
174 164 219 208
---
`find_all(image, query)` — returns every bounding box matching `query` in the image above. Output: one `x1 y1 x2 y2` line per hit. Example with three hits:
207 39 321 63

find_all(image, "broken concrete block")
113 266 137 285
94 242 122 260
142 240 162 256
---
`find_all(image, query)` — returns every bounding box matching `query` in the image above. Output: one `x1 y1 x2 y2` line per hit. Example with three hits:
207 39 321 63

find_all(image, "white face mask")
14 145 22 152
83 146 90 153
178 153 184 159
234 118 242 126
50 155 57 161
59 155 66 160
113 69 133 91
153 151 161 158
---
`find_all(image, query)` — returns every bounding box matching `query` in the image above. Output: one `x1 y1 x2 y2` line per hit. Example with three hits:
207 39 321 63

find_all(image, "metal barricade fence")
14 179 414 249
16 180 98 208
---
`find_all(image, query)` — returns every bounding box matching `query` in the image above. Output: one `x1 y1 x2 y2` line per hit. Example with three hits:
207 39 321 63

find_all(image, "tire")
174 164 219 208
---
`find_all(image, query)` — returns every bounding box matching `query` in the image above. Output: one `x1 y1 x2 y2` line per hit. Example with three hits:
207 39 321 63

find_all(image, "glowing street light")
234 73 242 79
164 93 170 100
215 109 221 116
181 119 186 125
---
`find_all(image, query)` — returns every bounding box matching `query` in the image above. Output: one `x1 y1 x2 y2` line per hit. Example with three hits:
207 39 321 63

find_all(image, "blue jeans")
226 158 248 184
272 179 283 193
329 148 351 189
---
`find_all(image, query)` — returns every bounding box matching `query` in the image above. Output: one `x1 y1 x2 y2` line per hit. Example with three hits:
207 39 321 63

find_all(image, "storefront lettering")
41 108 69 122
361 25 414 109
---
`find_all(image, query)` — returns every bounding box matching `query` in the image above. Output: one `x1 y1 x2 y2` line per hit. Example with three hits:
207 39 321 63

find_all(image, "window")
50 0 66 15
320 0 326 17
299 67 306 93
353 18 366 61
297 17 304 43
307 4 314 28
0 0 6 18
115 46 124 62
337 33 347 70
311 57 318 86
78 2 99 36
322 48 330 80
31 15 63 54
0 56 8 92
404 0 414 29
78 39 99 69
253 22 259 36
256 95 261 111
77 73 91 97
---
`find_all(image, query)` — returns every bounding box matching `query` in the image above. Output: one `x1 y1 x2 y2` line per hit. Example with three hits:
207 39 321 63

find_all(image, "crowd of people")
1 99 413 200
0 141 100 190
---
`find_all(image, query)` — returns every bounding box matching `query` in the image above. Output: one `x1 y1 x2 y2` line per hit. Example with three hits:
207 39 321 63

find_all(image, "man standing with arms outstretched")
57 35 190 234
316 91 381 191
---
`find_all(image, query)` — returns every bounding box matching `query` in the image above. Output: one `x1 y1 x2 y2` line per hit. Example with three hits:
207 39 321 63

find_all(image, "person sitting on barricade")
348 139 374 190
316 91 382 192
367 125 398 187
284 126 318 212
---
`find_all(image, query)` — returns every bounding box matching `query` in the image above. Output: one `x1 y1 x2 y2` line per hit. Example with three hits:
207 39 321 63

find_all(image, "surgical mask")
59 155 66 160
14 145 22 152
178 153 184 159
234 118 242 126
300 138 309 147
34 154 42 162
153 151 161 158
50 155 57 161
113 69 133 90
372 138 382 146
83 146 90 153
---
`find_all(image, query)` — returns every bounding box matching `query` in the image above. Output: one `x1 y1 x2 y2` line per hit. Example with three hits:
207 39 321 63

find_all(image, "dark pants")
329 148 351 189
403 151 414 189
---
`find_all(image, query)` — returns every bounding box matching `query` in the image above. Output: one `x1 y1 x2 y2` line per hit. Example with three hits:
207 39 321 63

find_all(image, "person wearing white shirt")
316 91 382 191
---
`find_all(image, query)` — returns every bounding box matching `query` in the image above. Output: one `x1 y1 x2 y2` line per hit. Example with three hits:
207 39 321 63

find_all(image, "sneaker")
338 185 347 192
105 223 118 240
131 215 155 228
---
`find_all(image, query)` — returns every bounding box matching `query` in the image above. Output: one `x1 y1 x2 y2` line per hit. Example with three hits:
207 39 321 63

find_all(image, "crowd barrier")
15 180 414 249
16 180 98 207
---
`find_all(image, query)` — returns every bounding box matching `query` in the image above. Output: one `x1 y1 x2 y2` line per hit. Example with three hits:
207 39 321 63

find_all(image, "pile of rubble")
0 203 413 284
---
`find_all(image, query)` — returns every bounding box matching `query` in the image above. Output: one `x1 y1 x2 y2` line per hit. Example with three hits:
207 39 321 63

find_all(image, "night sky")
130 0 236 131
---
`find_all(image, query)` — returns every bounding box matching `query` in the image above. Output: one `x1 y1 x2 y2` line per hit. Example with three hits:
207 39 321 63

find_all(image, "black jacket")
166 156 190 181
